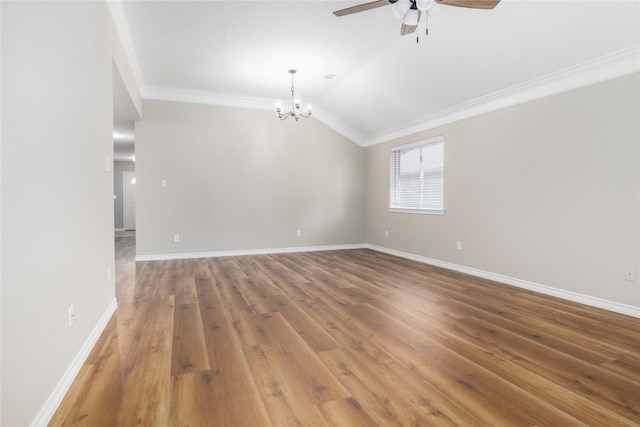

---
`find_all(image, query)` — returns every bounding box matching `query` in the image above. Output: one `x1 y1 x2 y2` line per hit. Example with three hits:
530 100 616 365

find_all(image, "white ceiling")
112 0 639 146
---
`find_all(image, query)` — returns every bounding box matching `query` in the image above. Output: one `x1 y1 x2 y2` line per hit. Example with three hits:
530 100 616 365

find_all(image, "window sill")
388 208 445 215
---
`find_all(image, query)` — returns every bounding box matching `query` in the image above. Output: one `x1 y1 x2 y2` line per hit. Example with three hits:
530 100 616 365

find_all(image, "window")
389 136 444 214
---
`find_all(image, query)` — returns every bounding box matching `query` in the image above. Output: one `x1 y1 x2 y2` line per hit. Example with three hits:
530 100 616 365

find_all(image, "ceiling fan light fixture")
402 6 420 26
416 0 434 11
333 0 501 41
392 0 411 18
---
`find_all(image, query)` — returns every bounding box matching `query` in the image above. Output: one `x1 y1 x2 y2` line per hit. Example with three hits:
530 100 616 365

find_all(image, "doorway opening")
123 170 136 232
113 120 136 238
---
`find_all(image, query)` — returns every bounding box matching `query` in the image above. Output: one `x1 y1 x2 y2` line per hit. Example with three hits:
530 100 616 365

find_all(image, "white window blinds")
390 137 444 213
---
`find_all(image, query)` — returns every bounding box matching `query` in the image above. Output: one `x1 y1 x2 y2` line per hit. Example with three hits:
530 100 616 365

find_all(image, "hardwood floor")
50 238 640 426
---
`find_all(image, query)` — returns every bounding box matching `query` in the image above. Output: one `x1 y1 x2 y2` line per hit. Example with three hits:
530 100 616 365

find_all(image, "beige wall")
135 100 365 257
1 2 138 425
366 73 640 309
0 2 637 424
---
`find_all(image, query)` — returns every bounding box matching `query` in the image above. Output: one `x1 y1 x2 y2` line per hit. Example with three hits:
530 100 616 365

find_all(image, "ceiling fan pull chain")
425 11 429 36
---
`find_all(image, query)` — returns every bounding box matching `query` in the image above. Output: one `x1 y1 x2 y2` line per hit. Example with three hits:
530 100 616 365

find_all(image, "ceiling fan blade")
333 0 391 17
436 0 500 9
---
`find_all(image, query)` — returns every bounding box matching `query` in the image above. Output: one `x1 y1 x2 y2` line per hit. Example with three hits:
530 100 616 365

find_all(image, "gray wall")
135 100 366 256
114 161 136 229
1 2 140 425
366 73 640 309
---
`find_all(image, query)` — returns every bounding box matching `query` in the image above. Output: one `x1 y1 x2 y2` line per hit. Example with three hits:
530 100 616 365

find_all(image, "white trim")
114 228 125 232
367 244 640 319
135 243 367 262
363 45 640 146
142 86 367 147
106 1 145 93
388 208 445 215
390 135 444 151
143 85 272 112
30 299 118 427
107 3 639 148
138 45 639 148
308 108 366 147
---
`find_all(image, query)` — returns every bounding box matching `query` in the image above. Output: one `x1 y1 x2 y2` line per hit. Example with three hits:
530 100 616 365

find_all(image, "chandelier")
275 69 312 121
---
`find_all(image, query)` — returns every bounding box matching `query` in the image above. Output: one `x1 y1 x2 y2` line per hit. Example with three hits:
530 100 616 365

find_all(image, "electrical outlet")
385 230 389 238
161 179 167 188
173 234 180 243
296 230 302 238
68 304 75 327
625 268 636 282
456 241 462 251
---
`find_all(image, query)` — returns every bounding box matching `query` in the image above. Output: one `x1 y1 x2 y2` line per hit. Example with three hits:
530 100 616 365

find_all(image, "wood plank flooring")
50 237 640 426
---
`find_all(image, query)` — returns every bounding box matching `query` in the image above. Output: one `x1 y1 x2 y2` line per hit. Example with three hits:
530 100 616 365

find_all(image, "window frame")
389 135 445 215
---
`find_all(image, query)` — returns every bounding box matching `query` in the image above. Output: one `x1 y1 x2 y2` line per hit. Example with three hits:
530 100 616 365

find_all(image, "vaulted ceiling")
111 0 639 146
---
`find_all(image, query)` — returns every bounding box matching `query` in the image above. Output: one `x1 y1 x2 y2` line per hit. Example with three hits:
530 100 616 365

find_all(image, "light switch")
161 179 167 188
104 157 110 173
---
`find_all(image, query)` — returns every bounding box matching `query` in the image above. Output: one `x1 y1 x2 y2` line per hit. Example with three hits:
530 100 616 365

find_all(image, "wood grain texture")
50 237 640 426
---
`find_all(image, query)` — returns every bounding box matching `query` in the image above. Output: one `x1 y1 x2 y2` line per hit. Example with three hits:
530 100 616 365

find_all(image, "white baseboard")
30 298 118 427
136 243 639 317
25 245 637 427
137 242 639 318
367 244 640 319
135 243 367 262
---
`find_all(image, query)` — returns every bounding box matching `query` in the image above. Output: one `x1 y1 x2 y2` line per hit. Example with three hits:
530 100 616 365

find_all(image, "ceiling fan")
334 0 500 37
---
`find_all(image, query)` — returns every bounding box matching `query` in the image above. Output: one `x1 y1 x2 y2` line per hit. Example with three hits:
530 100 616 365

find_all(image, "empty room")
1 1 639 426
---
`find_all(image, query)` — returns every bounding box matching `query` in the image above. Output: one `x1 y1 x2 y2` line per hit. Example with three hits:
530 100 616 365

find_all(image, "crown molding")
143 86 368 146
309 108 367 146
106 1 638 148
106 0 145 93
141 45 638 148
143 86 273 111
363 45 640 146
